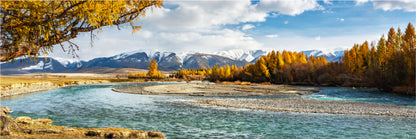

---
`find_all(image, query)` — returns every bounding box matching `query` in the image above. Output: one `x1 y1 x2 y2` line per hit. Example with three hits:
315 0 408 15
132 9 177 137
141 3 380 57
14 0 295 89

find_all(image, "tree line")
175 23 415 95
342 23 415 94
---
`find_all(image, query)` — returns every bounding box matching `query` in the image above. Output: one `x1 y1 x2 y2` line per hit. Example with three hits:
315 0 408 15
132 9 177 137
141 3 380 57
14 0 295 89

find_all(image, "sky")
48 0 416 61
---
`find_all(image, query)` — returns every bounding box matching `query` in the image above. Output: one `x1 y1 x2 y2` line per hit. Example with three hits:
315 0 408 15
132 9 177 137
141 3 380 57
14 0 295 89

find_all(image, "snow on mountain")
19 59 55 71
301 47 346 62
113 49 176 62
21 61 44 70
43 60 54 70
214 49 269 62
176 51 199 63
51 57 81 67
214 48 346 63
302 47 345 56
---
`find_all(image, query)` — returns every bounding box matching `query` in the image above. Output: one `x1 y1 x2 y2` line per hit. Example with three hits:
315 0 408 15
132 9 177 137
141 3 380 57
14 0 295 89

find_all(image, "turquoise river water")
1 82 415 138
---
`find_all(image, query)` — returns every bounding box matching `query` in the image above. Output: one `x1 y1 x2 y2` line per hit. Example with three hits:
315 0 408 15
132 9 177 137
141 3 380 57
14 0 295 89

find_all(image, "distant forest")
175 23 415 96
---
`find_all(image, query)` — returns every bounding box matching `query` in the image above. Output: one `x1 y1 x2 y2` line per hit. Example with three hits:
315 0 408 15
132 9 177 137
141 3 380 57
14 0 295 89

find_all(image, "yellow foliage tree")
147 60 164 78
298 53 308 64
0 0 163 62
224 65 231 79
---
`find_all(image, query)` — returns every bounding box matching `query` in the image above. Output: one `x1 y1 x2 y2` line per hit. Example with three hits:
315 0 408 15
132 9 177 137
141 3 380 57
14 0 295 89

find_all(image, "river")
1 82 415 138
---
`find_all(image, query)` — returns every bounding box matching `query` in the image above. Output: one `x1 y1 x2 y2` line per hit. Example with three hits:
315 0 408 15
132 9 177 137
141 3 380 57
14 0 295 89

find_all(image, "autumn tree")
386 28 397 58
276 51 284 69
230 64 238 79
402 23 416 87
0 0 163 62
224 65 231 80
218 67 225 79
210 65 219 81
341 23 415 95
147 59 163 78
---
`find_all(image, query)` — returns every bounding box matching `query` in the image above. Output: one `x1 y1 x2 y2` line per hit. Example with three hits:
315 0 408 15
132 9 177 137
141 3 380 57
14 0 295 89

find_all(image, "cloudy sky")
49 0 415 61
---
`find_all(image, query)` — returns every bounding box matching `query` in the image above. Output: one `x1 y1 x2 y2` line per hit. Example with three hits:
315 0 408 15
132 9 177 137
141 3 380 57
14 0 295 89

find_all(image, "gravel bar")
112 83 321 97
193 98 416 118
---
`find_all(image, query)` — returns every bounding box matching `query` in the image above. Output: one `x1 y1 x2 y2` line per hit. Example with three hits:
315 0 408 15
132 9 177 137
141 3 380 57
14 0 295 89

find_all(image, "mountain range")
0 49 345 75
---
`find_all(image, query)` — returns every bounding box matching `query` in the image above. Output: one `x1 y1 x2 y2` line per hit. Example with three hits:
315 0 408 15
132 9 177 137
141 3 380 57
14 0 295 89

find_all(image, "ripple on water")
302 86 416 107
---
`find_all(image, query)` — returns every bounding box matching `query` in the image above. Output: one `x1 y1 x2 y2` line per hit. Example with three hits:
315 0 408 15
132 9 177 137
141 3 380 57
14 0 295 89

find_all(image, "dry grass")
218 81 252 85
0 74 150 88
2 116 165 139
240 81 251 85
0 76 108 86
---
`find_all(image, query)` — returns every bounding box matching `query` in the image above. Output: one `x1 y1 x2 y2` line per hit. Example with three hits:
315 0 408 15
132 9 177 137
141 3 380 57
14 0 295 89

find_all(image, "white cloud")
265 34 279 38
337 18 345 22
372 0 416 12
270 12 280 17
355 0 416 11
242 24 255 30
259 0 324 16
355 0 369 5
315 36 321 40
323 0 333 5
322 10 334 14
259 34 382 52
48 0 325 60
284 21 289 24
141 0 268 31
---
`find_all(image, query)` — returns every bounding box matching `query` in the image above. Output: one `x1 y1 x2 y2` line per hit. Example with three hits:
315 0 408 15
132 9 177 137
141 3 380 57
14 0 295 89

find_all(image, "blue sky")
49 0 416 61
255 1 413 37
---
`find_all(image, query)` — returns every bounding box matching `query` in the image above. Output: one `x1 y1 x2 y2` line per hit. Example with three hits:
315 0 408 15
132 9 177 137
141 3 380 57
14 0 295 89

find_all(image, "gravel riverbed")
192 98 416 118
112 83 321 96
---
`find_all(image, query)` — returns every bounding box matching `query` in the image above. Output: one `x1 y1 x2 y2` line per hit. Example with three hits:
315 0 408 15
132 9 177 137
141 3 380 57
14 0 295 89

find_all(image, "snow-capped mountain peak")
21 61 45 70
214 49 269 62
301 47 346 62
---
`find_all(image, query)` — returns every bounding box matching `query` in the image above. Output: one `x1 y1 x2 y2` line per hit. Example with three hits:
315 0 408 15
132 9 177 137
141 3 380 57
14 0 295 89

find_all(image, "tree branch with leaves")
0 0 163 62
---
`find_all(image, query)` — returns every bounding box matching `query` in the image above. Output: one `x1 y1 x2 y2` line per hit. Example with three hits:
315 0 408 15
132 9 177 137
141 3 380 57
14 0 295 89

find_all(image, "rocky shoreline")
192 98 416 118
112 83 321 97
0 107 165 138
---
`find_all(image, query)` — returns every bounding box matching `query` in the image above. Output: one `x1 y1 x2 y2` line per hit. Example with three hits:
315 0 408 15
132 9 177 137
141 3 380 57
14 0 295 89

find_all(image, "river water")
1 83 415 138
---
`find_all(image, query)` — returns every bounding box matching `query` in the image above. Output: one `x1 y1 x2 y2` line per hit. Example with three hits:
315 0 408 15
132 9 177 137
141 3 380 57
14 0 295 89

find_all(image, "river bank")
0 107 165 138
191 98 416 118
112 82 321 96
0 74 140 98
0 80 112 98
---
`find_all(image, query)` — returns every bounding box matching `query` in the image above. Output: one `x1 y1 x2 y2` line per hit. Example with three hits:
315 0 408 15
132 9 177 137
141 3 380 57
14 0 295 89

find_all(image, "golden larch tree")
0 0 163 62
